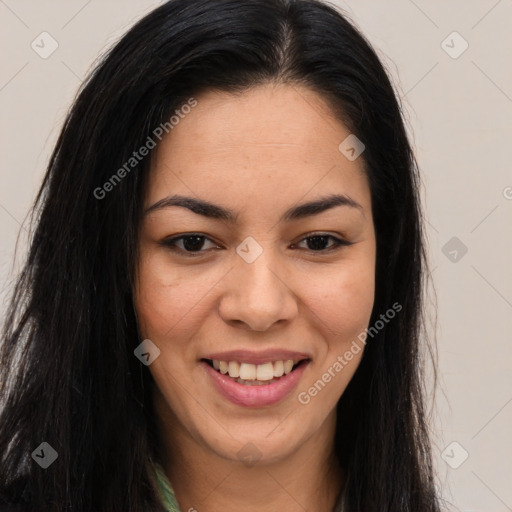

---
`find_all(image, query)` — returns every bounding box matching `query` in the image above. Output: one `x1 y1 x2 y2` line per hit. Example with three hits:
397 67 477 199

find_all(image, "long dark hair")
0 0 441 510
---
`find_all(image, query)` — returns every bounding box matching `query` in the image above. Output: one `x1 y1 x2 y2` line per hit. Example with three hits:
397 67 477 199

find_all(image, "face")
134 83 376 466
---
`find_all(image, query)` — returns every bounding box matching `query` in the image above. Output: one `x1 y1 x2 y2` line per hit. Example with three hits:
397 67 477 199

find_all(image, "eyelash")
160 232 353 257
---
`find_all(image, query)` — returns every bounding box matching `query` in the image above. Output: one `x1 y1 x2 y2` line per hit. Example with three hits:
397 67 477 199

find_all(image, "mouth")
200 357 311 407
201 358 309 386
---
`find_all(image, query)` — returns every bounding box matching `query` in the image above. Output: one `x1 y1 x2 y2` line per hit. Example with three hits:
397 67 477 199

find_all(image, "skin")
134 83 376 512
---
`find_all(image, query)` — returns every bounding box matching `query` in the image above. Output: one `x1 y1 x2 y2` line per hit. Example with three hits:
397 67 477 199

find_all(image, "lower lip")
200 360 309 407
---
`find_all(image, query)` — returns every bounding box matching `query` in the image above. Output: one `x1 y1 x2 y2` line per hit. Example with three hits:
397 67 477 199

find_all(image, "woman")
0 0 442 510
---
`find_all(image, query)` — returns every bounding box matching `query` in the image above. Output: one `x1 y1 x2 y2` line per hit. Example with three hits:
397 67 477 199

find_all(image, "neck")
154 389 344 512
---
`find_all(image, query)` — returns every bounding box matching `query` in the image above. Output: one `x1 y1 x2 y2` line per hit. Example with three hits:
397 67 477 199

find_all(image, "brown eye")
180 235 207 252
161 234 220 255
293 234 352 252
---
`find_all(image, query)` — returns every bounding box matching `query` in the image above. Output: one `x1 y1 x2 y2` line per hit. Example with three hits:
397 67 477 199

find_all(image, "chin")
197 419 308 466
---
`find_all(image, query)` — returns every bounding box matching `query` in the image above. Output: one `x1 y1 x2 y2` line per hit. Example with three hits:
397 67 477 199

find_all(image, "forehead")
147 83 370 215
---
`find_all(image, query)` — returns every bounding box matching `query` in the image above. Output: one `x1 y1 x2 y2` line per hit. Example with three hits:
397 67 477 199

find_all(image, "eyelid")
160 232 353 256
292 232 353 251
160 233 221 256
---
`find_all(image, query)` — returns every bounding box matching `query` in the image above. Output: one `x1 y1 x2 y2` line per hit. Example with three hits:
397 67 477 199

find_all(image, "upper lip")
201 349 312 365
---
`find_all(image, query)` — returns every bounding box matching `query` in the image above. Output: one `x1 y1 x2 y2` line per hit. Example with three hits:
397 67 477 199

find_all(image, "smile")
200 358 310 407
205 358 304 384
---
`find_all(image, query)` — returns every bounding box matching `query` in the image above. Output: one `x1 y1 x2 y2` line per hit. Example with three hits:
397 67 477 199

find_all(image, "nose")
218 251 298 332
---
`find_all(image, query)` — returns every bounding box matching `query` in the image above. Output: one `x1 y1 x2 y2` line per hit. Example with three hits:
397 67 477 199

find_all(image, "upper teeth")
212 359 298 380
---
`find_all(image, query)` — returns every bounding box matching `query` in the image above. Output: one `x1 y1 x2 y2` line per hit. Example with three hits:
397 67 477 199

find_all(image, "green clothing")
153 461 346 511
154 462 181 512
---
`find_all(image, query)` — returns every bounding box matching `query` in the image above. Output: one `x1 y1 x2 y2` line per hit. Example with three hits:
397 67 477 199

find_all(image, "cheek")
295 264 374 411
301 258 375 340
134 250 211 339
338 267 375 331
134 255 207 399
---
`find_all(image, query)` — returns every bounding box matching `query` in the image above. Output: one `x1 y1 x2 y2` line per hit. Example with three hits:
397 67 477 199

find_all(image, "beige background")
1 1 511 510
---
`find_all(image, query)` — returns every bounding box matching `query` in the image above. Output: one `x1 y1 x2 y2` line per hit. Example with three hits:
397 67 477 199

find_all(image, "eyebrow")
144 193 363 222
